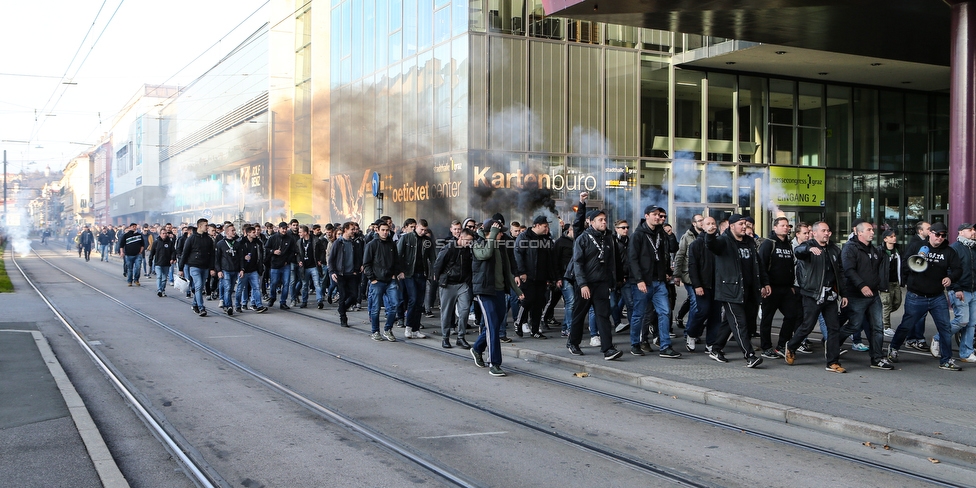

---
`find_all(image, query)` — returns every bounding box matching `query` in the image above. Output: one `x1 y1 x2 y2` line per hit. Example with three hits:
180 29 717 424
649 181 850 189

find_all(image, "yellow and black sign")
769 166 825 207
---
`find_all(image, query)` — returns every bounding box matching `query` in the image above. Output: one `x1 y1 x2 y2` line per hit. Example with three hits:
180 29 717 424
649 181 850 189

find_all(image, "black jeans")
568 281 614 353
335 274 360 319
789 296 844 365
759 285 801 350
516 279 547 334
685 288 730 351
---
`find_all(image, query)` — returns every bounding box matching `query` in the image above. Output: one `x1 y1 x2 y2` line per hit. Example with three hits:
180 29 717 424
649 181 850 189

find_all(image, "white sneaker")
589 336 601 347
883 328 895 338
413 330 428 339
930 336 940 358
522 324 531 334
468 313 476 321
614 322 630 333
960 353 976 363
686 336 697 352
404 329 416 339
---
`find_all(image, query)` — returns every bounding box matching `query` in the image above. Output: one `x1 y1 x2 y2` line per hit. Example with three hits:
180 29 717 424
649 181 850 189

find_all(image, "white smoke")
3 198 32 257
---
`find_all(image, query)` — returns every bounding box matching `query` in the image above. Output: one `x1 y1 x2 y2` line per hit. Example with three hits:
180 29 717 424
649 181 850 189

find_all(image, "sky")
0 0 270 174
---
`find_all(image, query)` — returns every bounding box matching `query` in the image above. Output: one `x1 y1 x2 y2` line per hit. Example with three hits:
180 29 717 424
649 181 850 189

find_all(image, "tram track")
20 244 970 487
18 247 723 488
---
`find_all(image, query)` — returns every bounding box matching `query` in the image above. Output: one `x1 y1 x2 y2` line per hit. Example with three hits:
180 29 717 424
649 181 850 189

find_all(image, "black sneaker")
871 359 895 370
675 319 684 329
604 348 623 360
630 345 645 356
659 347 682 359
226 307 233 316
500 337 513 343
268 298 276 307
442 338 452 348
488 365 507 377
157 291 163 297
280 303 290 310
299 303 308 309
317 301 324 309
760 348 782 359
235 306 243 313
708 350 729 363
471 348 486 368
797 342 814 354
192 305 200 314
940 360 962 371
640 341 653 353
567 343 584 356
340 316 349 327
745 355 763 368
456 338 471 349
198 308 208 317
531 332 548 339
515 326 524 338
255 306 268 313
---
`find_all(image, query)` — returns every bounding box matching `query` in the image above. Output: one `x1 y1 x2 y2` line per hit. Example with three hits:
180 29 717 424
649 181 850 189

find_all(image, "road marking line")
419 431 508 440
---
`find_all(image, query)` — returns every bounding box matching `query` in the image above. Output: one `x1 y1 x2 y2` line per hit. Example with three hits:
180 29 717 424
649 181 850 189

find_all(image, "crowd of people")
56 191 975 377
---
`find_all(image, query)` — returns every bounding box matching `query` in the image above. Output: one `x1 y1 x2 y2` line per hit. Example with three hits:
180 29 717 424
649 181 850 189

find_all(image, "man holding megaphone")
887 222 963 371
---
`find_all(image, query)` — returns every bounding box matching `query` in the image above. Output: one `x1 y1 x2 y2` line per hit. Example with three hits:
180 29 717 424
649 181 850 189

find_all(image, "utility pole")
3 149 7 226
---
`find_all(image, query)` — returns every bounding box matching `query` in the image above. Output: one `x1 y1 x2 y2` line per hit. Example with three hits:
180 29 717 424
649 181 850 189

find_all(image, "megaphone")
908 245 930 273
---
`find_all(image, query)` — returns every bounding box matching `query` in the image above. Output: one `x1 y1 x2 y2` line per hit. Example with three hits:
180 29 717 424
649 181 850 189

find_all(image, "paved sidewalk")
0 251 127 488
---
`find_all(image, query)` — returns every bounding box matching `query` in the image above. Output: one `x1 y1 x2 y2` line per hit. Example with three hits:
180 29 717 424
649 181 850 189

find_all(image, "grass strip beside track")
0 242 12 292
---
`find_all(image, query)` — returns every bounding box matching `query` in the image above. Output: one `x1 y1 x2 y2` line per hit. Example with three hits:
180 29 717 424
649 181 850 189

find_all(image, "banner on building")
769 166 825 208
290 173 313 219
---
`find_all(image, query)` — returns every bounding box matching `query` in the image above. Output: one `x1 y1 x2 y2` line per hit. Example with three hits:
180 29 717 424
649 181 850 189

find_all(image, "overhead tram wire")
27 0 115 144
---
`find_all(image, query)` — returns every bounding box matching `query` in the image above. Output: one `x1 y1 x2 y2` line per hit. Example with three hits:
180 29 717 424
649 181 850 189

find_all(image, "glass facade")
324 1 949 240
159 26 270 225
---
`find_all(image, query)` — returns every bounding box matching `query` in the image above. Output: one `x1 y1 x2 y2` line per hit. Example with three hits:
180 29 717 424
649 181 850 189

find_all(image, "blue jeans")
301 266 323 304
368 281 400 333
403 275 427 331
611 283 636 327
220 272 240 308
155 265 170 293
938 291 976 359
892 291 953 364
188 267 209 310
560 280 576 334
630 281 671 348
238 271 264 308
474 291 507 367
269 266 291 303
845 295 884 362
99 244 110 261
124 255 142 284
682 284 698 331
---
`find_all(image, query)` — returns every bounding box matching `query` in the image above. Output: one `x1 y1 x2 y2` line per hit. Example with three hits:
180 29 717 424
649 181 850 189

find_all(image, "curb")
32 330 130 488
500 344 976 466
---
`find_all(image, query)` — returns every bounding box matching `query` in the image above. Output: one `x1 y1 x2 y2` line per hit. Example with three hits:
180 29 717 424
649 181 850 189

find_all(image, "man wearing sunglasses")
888 222 963 371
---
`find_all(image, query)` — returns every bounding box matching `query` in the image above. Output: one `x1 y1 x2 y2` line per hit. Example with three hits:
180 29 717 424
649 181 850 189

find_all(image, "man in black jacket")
79 225 95 261
296 225 324 309
567 209 623 360
364 221 403 341
148 227 177 297
398 218 437 338
704 214 768 368
841 221 894 371
179 218 215 317
433 228 475 349
784 221 847 368
514 215 556 339
266 222 297 310
214 223 242 315
237 225 268 313
757 217 800 359
329 222 364 327
629 205 680 358
553 224 575 337
888 222 963 370
685 217 732 361
903 220 932 349
120 223 144 286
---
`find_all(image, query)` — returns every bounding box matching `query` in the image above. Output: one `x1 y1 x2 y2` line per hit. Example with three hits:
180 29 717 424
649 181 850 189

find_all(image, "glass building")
308 1 952 238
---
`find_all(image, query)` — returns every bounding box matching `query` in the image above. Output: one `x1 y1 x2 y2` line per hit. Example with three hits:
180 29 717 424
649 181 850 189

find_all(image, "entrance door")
704 205 737 225
927 210 948 227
